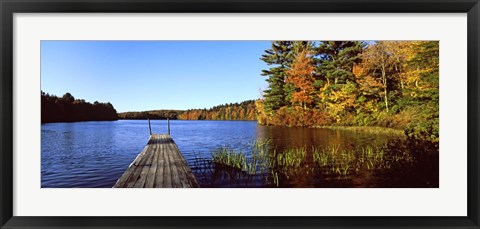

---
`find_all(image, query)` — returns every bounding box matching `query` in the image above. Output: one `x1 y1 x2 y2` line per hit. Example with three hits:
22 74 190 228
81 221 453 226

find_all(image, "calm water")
41 120 438 188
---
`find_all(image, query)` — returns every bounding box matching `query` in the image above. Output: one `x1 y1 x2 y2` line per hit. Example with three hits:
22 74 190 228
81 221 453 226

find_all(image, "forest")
177 100 256 120
41 91 118 123
256 41 439 142
118 100 256 121
118 110 182 120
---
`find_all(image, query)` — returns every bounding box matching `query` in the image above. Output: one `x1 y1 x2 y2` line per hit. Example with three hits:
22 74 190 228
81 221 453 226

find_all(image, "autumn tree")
356 41 403 112
402 41 439 141
406 41 439 100
353 63 383 114
286 50 316 109
287 41 315 103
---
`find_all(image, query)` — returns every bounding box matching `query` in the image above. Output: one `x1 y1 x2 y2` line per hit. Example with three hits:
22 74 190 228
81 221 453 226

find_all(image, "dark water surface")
41 120 438 188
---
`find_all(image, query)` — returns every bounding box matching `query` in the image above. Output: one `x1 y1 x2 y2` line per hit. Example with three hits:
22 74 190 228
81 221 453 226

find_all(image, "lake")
41 120 438 188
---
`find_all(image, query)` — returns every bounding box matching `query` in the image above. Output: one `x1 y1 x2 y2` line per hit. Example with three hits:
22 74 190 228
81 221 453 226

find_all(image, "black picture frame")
1 0 479 228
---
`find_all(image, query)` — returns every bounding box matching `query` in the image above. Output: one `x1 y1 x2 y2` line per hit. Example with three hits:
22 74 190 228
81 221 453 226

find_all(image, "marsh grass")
312 146 390 176
211 147 248 171
316 126 405 136
205 138 415 187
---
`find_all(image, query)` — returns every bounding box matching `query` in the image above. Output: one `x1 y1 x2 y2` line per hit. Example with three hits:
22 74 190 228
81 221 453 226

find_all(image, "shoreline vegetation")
203 137 437 187
209 140 390 183
314 125 405 136
117 100 256 121
255 41 439 142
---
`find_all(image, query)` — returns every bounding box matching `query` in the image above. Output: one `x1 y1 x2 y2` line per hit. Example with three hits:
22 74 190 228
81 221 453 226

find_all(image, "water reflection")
195 125 438 188
256 125 397 151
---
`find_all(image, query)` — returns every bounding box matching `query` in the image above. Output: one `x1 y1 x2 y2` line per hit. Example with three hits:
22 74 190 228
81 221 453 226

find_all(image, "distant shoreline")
42 92 119 124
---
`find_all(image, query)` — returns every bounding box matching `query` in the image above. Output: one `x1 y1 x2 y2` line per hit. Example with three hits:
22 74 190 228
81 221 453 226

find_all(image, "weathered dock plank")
162 136 173 188
114 134 199 188
155 137 165 187
144 139 159 188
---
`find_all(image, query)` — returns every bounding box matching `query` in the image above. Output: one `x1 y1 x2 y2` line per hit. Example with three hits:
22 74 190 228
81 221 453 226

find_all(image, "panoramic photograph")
41 40 439 188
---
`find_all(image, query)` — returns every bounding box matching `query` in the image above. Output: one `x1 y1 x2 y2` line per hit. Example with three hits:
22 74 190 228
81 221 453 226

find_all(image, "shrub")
269 107 332 127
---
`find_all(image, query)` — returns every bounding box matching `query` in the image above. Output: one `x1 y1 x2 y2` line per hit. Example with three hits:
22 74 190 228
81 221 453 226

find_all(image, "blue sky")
41 41 271 112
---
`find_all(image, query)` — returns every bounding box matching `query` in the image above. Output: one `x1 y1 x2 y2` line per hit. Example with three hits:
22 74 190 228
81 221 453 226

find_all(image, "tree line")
118 100 256 121
41 91 118 123
177 100 256 120
118 110 182 120
257 41 439 142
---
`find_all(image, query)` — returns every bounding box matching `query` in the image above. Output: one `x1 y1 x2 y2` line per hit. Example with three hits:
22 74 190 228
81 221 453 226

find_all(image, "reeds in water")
206 138 412 187
316 126 405 136
312 145 386 176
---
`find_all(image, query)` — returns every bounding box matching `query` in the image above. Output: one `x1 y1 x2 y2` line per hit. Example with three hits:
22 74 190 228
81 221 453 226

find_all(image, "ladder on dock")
114 133 199 188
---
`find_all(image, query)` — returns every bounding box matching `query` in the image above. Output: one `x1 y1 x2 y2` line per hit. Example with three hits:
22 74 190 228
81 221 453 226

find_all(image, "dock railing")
148 118 171 135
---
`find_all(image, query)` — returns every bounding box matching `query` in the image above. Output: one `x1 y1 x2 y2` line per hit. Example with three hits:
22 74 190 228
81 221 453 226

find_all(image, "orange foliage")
266 107 332 127
178 101 256 121
354 63 384 97
286 51 316 109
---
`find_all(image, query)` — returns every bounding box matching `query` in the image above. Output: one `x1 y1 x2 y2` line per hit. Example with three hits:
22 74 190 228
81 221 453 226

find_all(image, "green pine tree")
315 41 365 85
260 41 294 114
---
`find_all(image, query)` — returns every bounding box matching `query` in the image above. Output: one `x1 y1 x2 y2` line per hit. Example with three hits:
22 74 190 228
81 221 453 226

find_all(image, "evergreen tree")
315 41 365 85
260 41 294 114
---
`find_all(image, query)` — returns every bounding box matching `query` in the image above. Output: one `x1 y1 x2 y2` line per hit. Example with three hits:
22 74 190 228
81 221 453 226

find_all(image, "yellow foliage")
320 81 357 122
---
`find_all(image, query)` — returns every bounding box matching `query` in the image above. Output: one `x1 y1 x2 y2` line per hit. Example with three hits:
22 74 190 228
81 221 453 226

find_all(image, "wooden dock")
114 134 199 188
